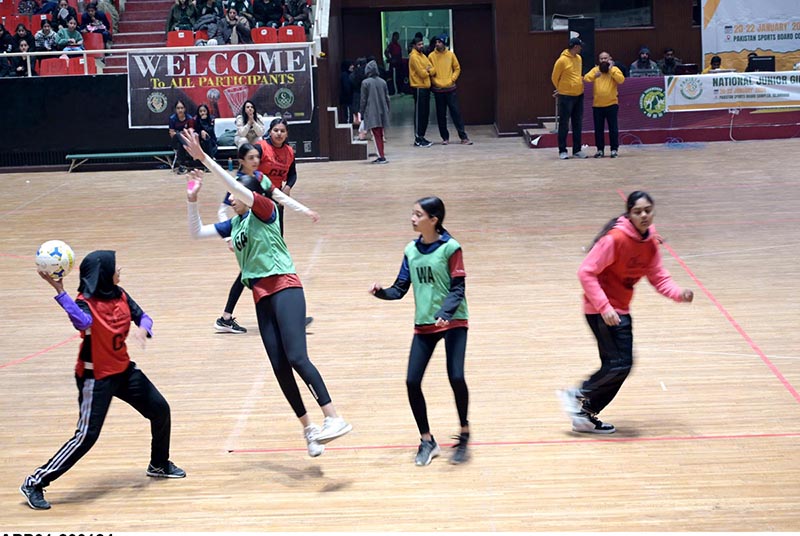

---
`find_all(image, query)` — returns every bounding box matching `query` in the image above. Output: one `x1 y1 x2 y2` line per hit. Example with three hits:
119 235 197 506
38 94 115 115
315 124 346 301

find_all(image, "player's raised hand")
186 170 203 201
38 270 65 293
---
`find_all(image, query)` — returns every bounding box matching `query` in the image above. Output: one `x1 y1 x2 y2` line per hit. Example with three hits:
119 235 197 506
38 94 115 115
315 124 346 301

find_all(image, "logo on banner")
639 86 666 119
679 78 703 100
275 88 295 109
146 91 169 114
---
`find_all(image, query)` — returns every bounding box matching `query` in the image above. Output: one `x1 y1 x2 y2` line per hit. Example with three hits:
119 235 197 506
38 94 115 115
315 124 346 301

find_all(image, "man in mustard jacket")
429 35 472 145
551 37 587 159
584 51 625 158
409 36 434 147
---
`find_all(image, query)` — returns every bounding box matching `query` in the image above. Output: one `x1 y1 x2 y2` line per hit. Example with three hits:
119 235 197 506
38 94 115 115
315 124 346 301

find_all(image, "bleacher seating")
166 29 193 47
252 26 277 44
39 57 70 76
277 26 305 43
68 56 97 74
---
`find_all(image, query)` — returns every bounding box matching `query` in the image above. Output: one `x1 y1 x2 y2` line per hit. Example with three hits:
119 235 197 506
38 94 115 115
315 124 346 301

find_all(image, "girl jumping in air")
558 191 694 433
370 196 470 466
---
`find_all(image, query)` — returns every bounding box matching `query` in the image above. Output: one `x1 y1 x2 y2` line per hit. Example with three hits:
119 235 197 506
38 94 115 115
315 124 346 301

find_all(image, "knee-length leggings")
255 287 331 417
406 327 469 435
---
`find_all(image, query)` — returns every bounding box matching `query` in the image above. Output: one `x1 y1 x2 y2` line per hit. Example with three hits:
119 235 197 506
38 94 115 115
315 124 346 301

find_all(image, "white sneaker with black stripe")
215 316 247 334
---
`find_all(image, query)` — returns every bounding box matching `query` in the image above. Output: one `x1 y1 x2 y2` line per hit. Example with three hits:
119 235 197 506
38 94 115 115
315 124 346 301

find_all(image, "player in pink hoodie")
557 191 694 433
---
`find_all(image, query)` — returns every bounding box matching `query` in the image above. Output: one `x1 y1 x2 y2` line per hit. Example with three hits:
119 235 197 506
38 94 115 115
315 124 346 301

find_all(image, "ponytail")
586 191 654 252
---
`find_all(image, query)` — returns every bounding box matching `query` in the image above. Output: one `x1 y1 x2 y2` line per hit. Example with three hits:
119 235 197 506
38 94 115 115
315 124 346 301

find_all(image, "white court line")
678 242 800 259
0 185 66 220
224 235 326 452
649 346 800 361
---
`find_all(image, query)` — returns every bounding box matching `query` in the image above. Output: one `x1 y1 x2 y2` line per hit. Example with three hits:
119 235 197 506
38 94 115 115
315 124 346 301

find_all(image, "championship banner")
665 71 800 111
127 44 314 128
702 0 800 72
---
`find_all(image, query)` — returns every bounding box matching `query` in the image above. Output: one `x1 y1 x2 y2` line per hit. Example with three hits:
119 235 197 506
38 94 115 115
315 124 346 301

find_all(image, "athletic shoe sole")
19 484 50 510
315 422 353 444
415 444 441 466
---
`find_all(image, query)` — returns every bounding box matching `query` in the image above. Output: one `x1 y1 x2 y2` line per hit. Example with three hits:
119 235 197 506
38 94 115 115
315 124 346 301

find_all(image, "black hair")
269 117 288 131
174 99 186 114
40 18 52 29
588 191 655 250
710 55 721 64
237 141 262 162
240 99 258 120
196 103 211 117
411 36 423 46
416 196 447 234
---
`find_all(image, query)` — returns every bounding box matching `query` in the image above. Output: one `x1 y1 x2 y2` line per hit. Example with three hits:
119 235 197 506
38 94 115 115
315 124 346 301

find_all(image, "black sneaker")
449 433 470 465
146 461 186 478
571 411 616 434
414 139 433 148
19 483 50 510
372 157 389 164
594 150 604 158
414 437 440 466
215 316 247 334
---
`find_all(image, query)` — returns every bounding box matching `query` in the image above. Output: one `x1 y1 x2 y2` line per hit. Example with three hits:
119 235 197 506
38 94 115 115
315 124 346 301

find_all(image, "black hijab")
77 250 121 300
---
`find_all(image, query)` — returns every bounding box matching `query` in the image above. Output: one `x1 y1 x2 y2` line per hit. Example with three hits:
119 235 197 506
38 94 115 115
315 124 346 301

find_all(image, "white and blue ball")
35 240 75 281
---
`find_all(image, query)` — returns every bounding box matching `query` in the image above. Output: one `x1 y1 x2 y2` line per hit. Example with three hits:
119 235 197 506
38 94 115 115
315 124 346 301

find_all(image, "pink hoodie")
578 216 685 315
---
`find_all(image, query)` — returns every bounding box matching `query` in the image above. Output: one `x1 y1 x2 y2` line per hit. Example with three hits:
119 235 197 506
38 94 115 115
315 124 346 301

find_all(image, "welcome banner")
665 71 800 111
128 43 314 128
702 0 800 72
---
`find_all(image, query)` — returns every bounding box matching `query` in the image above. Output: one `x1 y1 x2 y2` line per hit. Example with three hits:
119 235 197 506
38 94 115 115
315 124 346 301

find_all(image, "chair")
39 57 69 76
68 56 97 74
0 0 15 18
32 13 49 30
252 26 277 44
83 31 104 58
277 26 305 43
167 29 194 47
194 29 208 42
3 14 30 30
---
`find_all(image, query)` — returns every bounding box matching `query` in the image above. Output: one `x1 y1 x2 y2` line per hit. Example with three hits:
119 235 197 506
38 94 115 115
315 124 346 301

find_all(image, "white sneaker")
304 424 325 457
314 416 353 444
573 151 589 159
556 388 583 416
559 152 569 160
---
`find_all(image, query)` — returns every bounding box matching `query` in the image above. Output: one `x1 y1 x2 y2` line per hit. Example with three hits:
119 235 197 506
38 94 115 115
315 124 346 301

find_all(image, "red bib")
75 291 131 379
257 140 295 190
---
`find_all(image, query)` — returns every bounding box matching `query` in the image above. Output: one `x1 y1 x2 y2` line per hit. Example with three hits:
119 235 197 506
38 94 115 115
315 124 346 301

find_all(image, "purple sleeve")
54 291 93 330
139 313 154 337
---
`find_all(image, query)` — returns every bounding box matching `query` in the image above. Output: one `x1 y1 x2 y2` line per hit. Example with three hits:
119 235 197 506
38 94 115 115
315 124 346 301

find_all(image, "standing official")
409 36 434 147
584 51 625 158
551 37 587 160
429 36 472 145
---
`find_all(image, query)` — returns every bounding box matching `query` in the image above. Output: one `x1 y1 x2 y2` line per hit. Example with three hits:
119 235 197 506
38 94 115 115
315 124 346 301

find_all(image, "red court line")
227 431 800 454
615 188 800 404
0 334 80 370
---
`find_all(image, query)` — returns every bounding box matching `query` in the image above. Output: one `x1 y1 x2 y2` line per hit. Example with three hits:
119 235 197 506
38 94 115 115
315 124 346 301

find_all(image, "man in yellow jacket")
551 37 587 159
583 51 625 158
429 35 472 145
409 36 434 147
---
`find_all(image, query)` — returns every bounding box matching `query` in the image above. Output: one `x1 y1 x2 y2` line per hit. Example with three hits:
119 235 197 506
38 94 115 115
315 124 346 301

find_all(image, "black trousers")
224 273 246 315
412 87 431 142
255 287 331 418
406 327 469 435
557 93 584 154
25 363 172 488
580 313 633 415
592 104 620 152
433 90 468 142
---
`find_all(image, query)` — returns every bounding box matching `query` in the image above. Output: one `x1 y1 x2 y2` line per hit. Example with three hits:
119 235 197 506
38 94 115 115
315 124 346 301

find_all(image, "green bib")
231 208 296 287
404 238 468 325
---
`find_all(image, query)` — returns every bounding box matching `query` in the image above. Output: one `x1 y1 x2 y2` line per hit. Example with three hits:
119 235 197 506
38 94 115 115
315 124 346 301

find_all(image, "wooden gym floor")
1 126 799 531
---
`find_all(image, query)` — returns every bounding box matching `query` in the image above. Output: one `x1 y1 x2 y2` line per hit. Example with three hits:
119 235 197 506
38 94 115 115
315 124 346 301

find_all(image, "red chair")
83 31 104 58
3 14 30 30
32 13 49 30
67 0 78 11
167 29 194 47
277 26 305 43
68 56 97 74
39 57 69 76
252 26 277 44
0 0 15 18
194 29 208 41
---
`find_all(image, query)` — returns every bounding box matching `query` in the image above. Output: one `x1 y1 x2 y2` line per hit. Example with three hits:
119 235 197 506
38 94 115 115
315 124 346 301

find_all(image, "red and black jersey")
257 139 296 190
75 291 132 379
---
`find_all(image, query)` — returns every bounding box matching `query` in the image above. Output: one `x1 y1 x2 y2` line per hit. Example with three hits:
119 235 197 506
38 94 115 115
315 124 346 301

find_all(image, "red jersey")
75 291 132 379
257 139 295 190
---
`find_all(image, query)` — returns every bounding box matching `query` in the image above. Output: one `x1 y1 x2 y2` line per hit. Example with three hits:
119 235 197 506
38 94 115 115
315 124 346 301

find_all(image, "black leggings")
581 313 634 414
255 287 331 418
224 273 245 315
406 327 469 435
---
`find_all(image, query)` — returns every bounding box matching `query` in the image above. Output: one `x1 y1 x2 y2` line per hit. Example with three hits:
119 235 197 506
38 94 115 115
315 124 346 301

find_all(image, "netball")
35 240 75 281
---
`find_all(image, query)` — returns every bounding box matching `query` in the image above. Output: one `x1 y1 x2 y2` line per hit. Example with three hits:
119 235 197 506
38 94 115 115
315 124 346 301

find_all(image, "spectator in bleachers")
658 47 682 75
283 0 311 30
11 39 37 76
18 0 40 15
80 3 111 46
234 99 266 147
52 0 78 31
0 24 15 53
195 103 218 161
56 16 83 50
629 46 658 74
225 0 254 26
96 0 118 33
209 6 252 45
253 0 283 28
702 55 722 74
165 0 197 34
169 99 194 174
0 54 14 77
34 18 58 51
13 23 36 51
197 0 224 20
